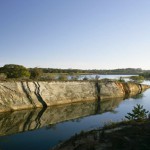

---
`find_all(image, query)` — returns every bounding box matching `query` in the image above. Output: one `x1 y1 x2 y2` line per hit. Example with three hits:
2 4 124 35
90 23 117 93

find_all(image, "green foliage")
46 73 56 80
130 75 144 82
30 68 43 79
39 73 56 81
42 68 144 75
58 74 68 81
2 64 30 78
140 72 150 79
125 104 149 121
118 77 125 82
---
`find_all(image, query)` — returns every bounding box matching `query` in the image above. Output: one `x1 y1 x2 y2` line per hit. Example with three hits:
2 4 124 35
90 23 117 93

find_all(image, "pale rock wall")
99 82 125 99
0 81 149 112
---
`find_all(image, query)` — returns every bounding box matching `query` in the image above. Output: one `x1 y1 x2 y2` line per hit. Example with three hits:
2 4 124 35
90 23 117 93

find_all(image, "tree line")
0 64 150 79
41 67 146 75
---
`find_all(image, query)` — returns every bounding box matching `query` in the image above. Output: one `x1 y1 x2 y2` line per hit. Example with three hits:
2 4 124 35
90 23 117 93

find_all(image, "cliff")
0 81 149 112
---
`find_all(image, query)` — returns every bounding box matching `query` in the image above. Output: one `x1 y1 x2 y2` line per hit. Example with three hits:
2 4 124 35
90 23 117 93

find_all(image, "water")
0 76 150 150
78 74 133 80
69 74 133 80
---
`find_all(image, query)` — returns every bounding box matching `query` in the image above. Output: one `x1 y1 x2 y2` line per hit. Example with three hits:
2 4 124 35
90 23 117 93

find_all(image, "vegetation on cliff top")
0 64 149 76
0 64 150 82
129 75 144 83
2 64 30 78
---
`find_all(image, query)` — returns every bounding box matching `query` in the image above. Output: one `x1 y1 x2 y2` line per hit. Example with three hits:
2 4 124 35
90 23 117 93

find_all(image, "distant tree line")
140 72 150 79
0 64 149 80
41 68 147 75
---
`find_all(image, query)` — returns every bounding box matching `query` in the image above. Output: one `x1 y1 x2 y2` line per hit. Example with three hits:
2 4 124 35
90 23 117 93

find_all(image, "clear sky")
0 0 150 69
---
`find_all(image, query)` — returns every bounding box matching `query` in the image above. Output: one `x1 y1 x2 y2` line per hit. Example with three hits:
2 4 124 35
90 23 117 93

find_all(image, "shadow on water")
0 97 124 137
131 93 144 100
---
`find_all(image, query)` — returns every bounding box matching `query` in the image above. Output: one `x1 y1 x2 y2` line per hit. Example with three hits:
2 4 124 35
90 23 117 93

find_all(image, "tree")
58 74 68 81
125 104 149 121
30 67 43 79
2 64 30 78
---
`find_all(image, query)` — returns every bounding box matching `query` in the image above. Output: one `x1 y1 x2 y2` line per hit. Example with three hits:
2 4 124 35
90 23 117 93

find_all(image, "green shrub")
2 64 30 78
46 74 56 80
30 68 43 79
118 77 125 82
125 104 149 121
58 74 68 81
130 76 144 82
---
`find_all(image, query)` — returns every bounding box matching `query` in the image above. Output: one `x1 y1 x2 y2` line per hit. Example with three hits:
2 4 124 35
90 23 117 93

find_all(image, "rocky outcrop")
98 81 149 99
0 81 149 112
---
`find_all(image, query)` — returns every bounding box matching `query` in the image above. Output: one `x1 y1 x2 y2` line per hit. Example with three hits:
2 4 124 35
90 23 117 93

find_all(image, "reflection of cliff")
0 98 124 136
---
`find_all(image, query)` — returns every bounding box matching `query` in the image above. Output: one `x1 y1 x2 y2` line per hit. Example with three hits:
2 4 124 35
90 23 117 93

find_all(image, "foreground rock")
0 81 149 112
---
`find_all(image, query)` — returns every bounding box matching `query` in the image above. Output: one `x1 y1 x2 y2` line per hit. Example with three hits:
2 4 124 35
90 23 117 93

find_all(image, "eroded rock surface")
0 81 149 112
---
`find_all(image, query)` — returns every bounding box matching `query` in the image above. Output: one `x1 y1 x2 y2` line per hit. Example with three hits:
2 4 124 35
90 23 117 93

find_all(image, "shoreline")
51 119 150 150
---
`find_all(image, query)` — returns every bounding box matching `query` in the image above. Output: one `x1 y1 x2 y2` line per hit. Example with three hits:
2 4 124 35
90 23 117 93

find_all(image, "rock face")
99 81 149 99
0 81 149 112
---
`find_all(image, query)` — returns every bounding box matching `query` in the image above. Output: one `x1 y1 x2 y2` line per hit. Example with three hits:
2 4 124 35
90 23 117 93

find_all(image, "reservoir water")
0 75 150 150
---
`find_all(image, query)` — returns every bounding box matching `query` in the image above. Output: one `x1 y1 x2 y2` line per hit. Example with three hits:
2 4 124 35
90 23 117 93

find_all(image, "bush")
30 68 43 79
46 73 56 80
118 77 125 82
125 104 149 121
2 64 30 78
58 74 68 81
130 76 144 82
40 73 56 80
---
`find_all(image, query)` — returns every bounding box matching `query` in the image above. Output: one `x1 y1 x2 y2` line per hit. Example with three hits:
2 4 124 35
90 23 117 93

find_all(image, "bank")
51 119 150 150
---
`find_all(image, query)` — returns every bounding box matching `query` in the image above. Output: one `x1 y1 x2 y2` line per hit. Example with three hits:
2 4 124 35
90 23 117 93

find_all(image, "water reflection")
131 93 144 99
0 98 123 136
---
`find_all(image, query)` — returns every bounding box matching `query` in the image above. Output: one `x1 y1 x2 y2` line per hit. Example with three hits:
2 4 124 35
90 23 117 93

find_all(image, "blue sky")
0 0 150 69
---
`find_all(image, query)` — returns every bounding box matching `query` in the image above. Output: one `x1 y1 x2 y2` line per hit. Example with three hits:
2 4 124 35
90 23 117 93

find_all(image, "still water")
0 76 149 150
78 74 133 80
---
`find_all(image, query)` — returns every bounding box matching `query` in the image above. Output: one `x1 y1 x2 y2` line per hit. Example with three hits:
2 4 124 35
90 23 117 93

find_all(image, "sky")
0 0 150 69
